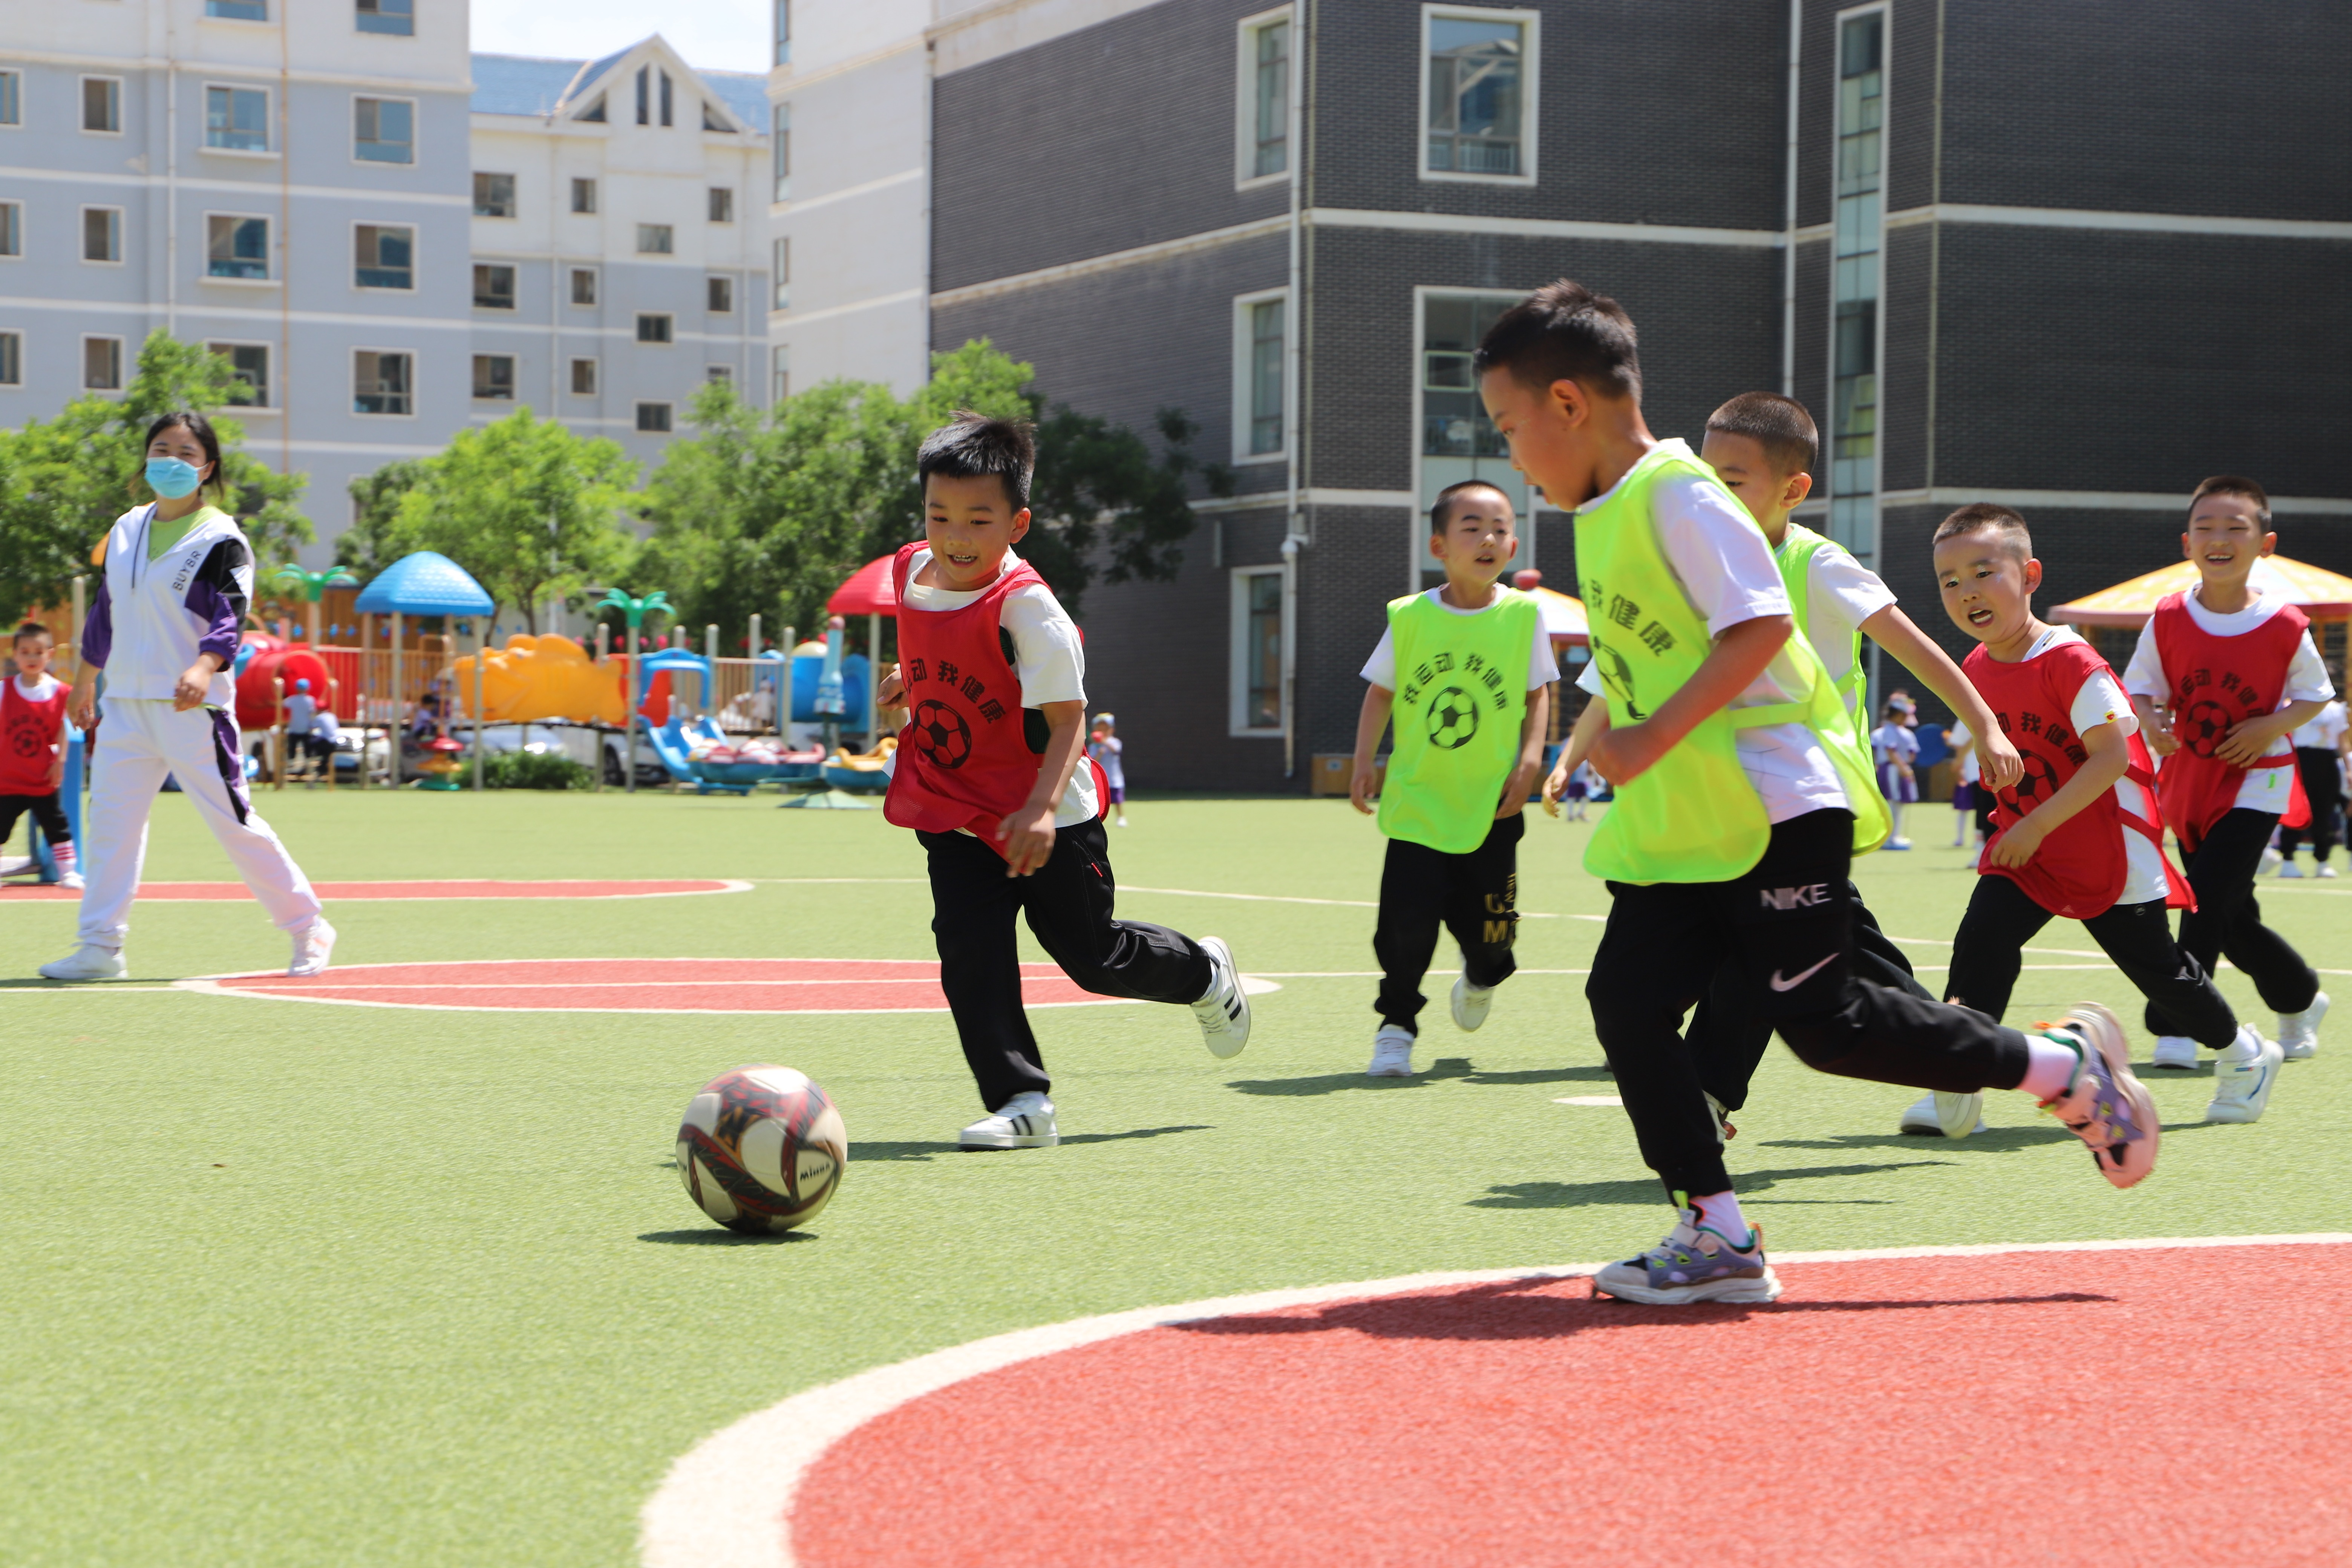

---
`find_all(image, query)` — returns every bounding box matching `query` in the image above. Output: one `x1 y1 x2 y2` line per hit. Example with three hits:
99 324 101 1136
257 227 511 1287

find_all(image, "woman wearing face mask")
39 412 332 982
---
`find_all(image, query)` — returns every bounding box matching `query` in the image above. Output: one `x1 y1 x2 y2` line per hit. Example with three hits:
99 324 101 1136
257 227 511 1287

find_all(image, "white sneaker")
2207 1028 2284 1123
1450 973 1494 1032
1897 1092 1987 1137
1115 816 1129 827
2279 860 2305 879
2150 1035 2200 1069
2260 847 2284 876
2319 864 2340 879
40 943 126 981
288 917 337 978
1189 936 1250 1058
2278 991 2328 1061
1885 838 1914 851
1366 1025 1416 1076
57 871 84 890
960 1091 1058 1149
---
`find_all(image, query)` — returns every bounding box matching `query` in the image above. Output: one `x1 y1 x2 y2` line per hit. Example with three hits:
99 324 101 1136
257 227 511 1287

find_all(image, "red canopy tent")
828 555 900 739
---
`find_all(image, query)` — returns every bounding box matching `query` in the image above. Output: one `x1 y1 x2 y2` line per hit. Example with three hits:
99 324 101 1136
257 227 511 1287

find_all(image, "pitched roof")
470 41 769 132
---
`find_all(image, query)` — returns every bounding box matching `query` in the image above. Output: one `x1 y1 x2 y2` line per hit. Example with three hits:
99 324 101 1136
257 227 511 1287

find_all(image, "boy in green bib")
1349 482 1554 1077
1479 281 2163 1305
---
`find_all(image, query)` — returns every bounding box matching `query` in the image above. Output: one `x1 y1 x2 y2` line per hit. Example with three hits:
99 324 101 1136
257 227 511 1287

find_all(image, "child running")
1086 713 1129 827
1482 280 2160 1306
1871 701 1920 848
39 412 332 982
876 414 1251 1150
2124 475 2332 1062
2 623 82 889
2277 677 2346 877
1928 503 2277 1125
1350 480 1554 1077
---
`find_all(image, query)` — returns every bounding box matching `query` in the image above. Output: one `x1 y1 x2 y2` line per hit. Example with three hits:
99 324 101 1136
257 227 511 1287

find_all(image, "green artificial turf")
2 790 2346 1565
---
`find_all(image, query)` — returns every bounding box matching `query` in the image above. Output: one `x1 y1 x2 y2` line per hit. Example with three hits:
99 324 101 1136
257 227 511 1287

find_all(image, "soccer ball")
1426 684 1481 749
676 1066 847 1233
2179 697 2233 756
910 698 973 770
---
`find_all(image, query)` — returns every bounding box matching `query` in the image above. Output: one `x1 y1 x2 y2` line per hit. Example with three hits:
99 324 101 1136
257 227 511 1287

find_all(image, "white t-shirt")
2292 699 2348 751
1948 721 1980 785
1360 586 1563 693
900 548 1098 827
1572 446 1849 824
1087 733 1125 790
1871 722 1919 768
2121 584 2334 814
2016 627 2167 906
284 692 317 734
1786 533 1897 688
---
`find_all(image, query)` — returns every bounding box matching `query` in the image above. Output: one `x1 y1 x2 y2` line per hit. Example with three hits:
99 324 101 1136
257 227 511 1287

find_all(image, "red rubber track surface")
2 878 737 900
792 1245 2352 1567
198 957 1129 1012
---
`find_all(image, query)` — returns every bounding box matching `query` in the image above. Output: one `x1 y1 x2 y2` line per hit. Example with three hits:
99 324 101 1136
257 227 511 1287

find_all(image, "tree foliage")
0 332 311 622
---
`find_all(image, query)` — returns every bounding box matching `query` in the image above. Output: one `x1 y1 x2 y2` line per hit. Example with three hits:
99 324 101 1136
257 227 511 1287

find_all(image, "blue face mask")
145 457 205 499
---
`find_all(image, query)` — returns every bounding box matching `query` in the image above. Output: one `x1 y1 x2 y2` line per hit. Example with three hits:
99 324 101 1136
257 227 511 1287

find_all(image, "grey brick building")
916 0 2352 788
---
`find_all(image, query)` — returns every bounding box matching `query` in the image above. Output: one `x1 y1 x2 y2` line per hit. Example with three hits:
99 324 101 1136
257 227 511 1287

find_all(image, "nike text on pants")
1585 808 2030 1200
79 697 321 946
2146 807 2320 1034
1949 876 2238 1049
920 817 1213 1112
1372 811 1522 1034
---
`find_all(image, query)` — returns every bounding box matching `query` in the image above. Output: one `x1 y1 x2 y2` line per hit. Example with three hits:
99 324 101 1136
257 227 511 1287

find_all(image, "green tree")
0 331 312 622
335 459 429 577
389 409 637 632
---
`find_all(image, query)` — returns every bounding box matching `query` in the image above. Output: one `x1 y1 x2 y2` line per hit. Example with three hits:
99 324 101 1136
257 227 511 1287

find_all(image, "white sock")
2018 1034 2082 1100
1688 1189 1753 1247
2218 1026 2261 1062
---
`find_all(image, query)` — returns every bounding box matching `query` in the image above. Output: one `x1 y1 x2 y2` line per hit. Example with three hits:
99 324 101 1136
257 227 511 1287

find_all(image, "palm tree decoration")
271 565 362 646
597 587 672 692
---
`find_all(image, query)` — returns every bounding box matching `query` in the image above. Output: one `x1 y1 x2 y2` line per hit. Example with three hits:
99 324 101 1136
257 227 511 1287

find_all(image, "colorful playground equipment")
450 634 629 726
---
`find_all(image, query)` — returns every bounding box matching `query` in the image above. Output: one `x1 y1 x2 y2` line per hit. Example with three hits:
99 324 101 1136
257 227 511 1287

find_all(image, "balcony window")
354 97 414 164
207 215 269 280
472 354 516 400
355 0 414 37
1425 11 1531 178
473 263 516 310
355 224 413 289
473 173 516 218
208 342 269 407
636 402 672 433
636 224 674 254
636 314 673 345
354 351 412 416
205 86 268 152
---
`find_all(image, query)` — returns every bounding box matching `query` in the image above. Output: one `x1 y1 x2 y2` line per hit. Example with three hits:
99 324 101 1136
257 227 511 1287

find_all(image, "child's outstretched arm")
1349 685 1393 816
1985 718 2128 868
1496 681 1550 819
1543 691 1609 814
1589 614 1791 784
1860 605 2021 792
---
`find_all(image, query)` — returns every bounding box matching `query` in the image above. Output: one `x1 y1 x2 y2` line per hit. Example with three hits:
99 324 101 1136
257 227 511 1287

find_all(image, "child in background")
1087 713 1129 827
2 623 82 889
1931 503 2276 1124
2125 475 2332 1061
1351 480 1553 1077
1562 758 1592 821
1872 701 1919 848
284 677 317 747
1946 721 1981 847
2277 670 2346 877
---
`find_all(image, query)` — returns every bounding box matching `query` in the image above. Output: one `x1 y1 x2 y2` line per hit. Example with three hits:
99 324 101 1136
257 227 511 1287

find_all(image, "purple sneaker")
1592 1210 1781 1305
2038 1002 2160 1189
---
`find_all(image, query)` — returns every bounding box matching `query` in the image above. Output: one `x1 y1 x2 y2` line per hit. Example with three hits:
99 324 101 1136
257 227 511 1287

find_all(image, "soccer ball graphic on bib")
2179 697 2234 757
910 698 973 770
676 1066 847 1233
1426 685 1481 750
2009 749 2061 808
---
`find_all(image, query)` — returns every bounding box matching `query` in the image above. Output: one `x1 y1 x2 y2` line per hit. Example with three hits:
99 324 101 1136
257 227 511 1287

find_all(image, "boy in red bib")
2125 475 2332 1064
877 415 1251 1150
2 622 81 888
1932 504 2278 1125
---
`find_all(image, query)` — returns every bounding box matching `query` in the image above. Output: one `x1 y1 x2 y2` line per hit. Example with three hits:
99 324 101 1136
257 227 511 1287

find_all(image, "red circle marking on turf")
776 1244 2351 1568
184 957 1139 1013
1 878 744 900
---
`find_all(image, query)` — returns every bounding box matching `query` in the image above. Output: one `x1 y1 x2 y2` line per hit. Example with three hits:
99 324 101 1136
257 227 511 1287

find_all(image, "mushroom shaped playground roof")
2051 555 2352 629
353 552 495 617
828 554 899 617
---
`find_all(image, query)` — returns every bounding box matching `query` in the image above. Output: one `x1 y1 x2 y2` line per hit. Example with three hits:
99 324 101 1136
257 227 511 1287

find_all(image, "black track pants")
1372 812 1522 1035
1948 874 2238 1049
2146 808 2319 1034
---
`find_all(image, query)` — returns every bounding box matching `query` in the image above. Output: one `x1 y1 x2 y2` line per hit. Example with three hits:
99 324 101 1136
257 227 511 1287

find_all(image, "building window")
82 78 122 135
569 267 597 306
473 173 516 218
576 96 606 124
208 342 269 407
355 0 414 36
0 70 20 127
772 104 790 201
701 100 729 133
82 207 122 263
206 215 270 280
0 203 20 257
636 402 673 433
637 224 674 254
1231 568 1284 733
1239 13 1289 184
472 354 516 400
771 345 790 403
570 358 597 396
355 223 413 288
635 67 650 126
473 263 516 310
1423 8 1534 180
707 275 733 314
354 351 412 415
708 187 734 223
207 0 267 18
772 237 789 309
660 71 674 128
205 86 268 151
706 364 733 384
83 337 123 391
1417 291 1530 580
1830 9 1884 567
636 313 673 345
354 97 414 163
570 178 597 214
775 0 790 66
0 332 19 386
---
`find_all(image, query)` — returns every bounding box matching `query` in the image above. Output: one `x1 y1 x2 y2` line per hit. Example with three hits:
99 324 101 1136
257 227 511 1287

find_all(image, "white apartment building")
0 3 767 566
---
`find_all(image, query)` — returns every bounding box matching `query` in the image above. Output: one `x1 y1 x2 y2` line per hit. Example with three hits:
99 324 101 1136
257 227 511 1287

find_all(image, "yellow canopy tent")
2052 554 2352 670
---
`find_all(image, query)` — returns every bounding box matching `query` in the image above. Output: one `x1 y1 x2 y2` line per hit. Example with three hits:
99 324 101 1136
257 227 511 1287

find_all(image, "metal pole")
595 621 609 792
357 613 369 790
472 620 485 792
866 611 880 744
70 575 86 676
273 675 286 791
625 620 638 794
705 623 718 720
327 677 339 791
389 609 403 789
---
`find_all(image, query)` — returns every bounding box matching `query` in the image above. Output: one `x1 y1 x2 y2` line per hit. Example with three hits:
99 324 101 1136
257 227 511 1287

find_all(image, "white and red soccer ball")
677 1066 847 1233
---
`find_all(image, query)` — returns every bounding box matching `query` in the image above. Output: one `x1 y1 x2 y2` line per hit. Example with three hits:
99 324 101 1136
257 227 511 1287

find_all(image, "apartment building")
784 0 2350 790
0 3 767 564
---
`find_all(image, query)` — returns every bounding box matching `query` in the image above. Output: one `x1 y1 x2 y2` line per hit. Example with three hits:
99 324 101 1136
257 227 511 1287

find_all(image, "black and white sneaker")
1190 936 1250 1058
960 1091 1058 1149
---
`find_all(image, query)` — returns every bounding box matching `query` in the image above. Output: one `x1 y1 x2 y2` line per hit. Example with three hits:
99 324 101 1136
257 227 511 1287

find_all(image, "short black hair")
1706 392 1818 478
12 621 54 648
917 411 1035 513
1933 502 2033 562
1429 479 1514 533
1471 279 1642 402
2189 473 2271 528
142 410 228 502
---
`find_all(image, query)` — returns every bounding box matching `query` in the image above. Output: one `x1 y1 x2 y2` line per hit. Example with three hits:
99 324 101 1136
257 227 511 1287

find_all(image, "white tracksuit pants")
78 698 320 946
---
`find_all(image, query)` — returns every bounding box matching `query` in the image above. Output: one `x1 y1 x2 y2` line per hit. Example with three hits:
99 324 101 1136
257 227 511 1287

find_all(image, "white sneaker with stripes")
960 1091 1059 1150
1190 936 1250 1058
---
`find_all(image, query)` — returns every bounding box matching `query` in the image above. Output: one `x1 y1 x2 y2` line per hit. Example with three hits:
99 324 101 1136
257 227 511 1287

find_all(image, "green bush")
462 749 594 791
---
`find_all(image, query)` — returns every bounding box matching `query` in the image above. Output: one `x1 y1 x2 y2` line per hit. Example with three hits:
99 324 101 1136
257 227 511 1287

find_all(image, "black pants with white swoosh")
1587 809 2031 1200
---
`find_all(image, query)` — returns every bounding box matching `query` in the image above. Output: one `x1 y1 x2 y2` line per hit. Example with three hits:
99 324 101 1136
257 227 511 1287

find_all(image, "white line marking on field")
1124 885 1563 919
1246 969 1589 978
1553 1095 1623 1106
638 1233 2352 1568
0 985 183 994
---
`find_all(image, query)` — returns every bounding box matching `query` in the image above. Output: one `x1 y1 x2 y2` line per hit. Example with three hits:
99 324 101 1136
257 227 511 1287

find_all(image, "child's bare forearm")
1862 605 2000 743
1516 683 1550 767
2022 724 2128 835
1353 686 1394 769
